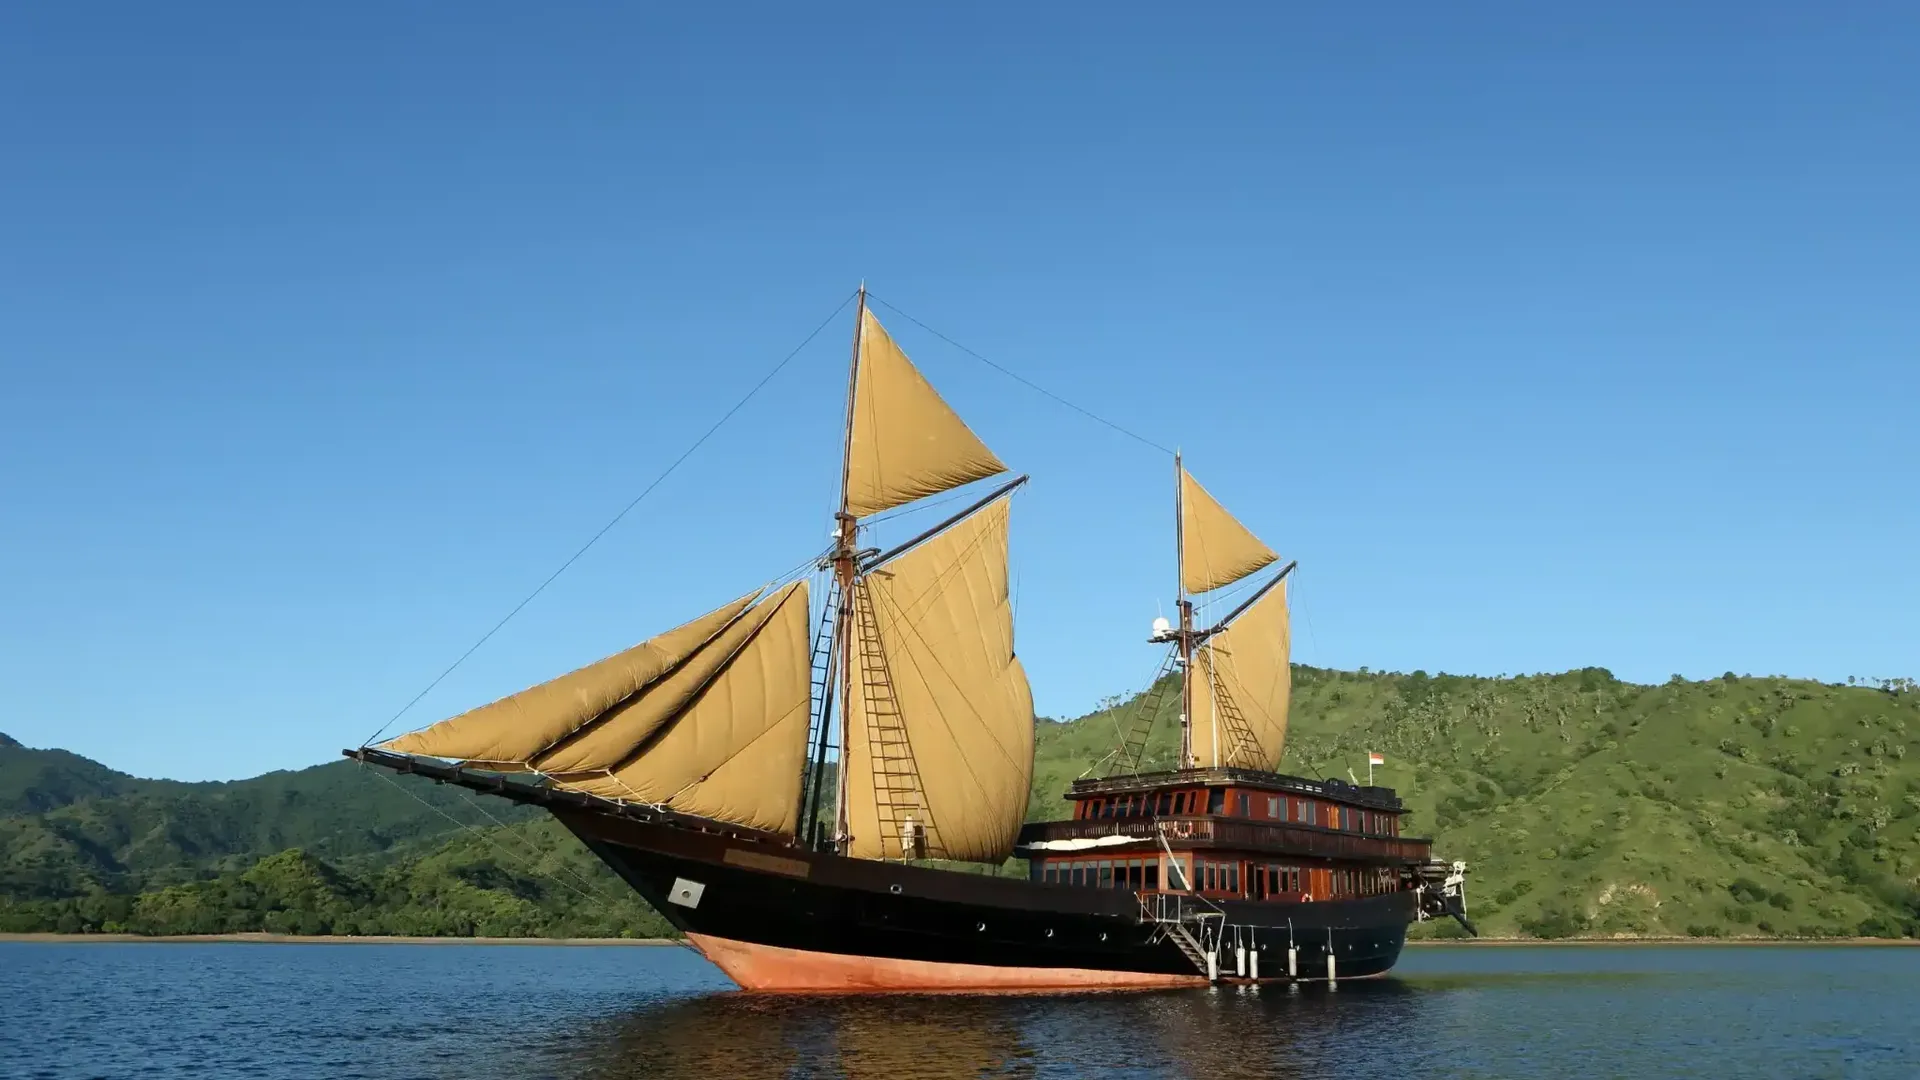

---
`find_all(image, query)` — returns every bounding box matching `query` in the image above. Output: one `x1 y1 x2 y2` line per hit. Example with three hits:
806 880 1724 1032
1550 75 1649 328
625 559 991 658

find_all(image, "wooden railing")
1017 815 1432 864
1067 767 1405 811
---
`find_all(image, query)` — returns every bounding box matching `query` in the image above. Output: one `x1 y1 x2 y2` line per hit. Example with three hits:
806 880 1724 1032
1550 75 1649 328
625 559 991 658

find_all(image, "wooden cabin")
1015 767 1432 903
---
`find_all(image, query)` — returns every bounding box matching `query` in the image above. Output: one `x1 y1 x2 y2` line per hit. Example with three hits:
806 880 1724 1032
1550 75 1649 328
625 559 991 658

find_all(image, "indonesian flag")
1368 752 1385 766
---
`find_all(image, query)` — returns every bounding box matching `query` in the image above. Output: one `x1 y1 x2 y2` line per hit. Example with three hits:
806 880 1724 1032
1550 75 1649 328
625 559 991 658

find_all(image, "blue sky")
2 4 1915 781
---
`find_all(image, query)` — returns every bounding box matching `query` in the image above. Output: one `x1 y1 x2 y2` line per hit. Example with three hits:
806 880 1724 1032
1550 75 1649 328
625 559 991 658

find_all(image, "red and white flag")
1368 752 1385 766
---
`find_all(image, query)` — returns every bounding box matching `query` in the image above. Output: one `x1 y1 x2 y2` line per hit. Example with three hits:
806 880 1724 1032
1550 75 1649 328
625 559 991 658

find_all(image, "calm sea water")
4 942 1914 1079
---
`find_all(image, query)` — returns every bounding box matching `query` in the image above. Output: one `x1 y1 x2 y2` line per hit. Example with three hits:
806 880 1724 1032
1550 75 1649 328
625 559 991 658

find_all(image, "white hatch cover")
667 878 706 909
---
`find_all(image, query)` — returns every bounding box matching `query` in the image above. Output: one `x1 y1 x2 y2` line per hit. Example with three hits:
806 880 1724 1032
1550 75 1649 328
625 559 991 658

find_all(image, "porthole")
1045 928 1054 937
889 884 902 894
977 922 987 932
1099 933 1107 941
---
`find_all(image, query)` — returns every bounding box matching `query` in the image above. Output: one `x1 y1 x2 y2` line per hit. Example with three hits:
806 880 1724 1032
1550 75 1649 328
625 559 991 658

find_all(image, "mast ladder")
851 579 941 859
1200 645 1266 769
1110 654 1180 777
796 574 842 840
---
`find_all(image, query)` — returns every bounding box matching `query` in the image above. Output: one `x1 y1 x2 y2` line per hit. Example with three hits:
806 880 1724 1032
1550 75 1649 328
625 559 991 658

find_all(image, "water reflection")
544 980 1433 1080
12 943 1916 1080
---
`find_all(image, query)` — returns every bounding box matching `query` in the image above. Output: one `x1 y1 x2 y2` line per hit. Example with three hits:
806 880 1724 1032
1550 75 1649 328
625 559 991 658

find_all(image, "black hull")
556 806 1413 990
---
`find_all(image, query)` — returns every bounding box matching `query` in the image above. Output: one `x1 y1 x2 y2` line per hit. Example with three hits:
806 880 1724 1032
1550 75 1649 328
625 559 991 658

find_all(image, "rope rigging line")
445 785 631 904
363 767 617 909
864 292 1175 457
358 289 860 749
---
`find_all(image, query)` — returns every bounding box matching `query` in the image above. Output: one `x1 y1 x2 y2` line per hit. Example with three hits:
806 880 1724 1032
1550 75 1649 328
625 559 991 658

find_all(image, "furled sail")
1187 577 1291 770
843 498 1034 862
844 309 1006 517
381 591 760 769
1179 468 1277 595
381 582 814 836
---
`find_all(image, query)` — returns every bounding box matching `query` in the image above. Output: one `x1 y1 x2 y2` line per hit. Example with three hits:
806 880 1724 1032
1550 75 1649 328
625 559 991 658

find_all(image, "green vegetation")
4 667 1918 940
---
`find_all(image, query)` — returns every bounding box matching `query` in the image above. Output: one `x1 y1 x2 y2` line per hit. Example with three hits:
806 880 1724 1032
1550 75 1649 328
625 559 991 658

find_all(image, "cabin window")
1267 796 1280 818
1145 861 1160 890
1096 861 1111 887
1226 863 1240 895
1208 789 1226 815
1236 792 1251 817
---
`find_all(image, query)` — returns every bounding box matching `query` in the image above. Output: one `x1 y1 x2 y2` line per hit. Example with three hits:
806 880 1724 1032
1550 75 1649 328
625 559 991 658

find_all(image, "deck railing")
1017 815 1432 864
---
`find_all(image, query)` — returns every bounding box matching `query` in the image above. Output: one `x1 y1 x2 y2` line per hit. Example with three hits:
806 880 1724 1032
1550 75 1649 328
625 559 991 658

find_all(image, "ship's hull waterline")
557 807 1414 993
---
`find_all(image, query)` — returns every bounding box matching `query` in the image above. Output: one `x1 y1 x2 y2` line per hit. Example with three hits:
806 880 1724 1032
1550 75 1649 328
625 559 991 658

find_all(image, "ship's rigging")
379 286 1036 866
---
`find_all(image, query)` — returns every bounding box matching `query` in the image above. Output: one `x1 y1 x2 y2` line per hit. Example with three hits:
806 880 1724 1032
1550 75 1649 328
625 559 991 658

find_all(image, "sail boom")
862 475 1028 574
1195 560 1296 644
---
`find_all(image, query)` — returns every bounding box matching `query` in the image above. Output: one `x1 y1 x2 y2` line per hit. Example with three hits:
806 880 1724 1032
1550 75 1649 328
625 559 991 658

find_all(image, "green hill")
1036 667 1920 938
3 667 1917 940
0 736 536 900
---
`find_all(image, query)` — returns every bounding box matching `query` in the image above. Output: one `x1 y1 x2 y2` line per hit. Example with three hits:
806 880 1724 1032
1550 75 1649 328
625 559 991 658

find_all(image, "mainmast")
829 283 868 854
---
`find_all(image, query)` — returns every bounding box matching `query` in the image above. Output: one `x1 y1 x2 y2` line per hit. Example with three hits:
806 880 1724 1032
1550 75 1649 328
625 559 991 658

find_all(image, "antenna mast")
1175 451 1194 770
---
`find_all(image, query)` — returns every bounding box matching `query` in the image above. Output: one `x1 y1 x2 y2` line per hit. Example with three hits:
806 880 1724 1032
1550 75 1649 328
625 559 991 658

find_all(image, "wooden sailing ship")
349 288 1471 990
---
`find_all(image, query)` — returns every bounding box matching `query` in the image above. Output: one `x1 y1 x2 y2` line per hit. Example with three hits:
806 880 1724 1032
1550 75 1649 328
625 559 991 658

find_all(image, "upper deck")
1065 766 1406 813
1016 765 1432 871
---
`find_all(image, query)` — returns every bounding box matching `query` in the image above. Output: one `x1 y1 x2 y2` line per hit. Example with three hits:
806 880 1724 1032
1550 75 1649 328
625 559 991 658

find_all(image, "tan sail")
381 591 760 769
844 308 1005 517
843 498 1034 862
534 584 794 776
1188 577 1291 770
558 581 811 835
1179 468 1277 595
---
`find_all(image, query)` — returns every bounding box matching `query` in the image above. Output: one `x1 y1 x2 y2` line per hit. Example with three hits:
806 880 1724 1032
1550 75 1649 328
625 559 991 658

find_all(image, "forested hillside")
1039 667 1920 939
4 667 1917 939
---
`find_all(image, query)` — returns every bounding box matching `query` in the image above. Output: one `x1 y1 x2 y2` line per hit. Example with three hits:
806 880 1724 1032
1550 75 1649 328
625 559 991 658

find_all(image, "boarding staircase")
1139 891 1222 978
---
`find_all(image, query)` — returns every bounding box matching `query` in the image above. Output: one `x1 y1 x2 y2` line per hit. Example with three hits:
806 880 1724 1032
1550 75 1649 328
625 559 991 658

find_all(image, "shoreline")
4 932 1913 947
0 932 681 946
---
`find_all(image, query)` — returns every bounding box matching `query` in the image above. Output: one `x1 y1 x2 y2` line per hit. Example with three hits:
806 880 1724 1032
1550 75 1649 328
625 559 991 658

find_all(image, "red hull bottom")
686 933 1209 993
